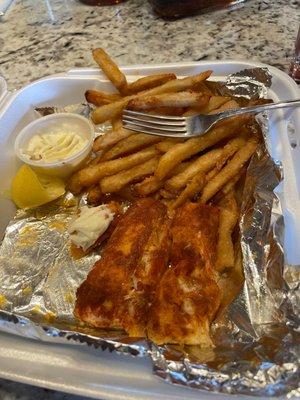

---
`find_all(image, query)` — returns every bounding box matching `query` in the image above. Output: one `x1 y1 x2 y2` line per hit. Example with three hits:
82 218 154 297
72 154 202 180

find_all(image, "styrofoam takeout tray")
0 61 299 400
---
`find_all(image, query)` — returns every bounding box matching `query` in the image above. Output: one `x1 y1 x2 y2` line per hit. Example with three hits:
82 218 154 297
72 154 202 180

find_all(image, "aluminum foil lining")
0 68 299 397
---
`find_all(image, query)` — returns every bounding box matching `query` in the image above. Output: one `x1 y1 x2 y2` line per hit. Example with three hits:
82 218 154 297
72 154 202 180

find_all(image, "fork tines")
123 109 189 137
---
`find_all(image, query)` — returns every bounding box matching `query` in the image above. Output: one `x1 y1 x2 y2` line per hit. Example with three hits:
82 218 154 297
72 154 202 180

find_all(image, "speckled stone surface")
0 0 299 92
0 1 299 399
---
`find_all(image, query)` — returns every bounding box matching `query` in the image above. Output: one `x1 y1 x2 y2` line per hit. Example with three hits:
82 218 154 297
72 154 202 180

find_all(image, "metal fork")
122 99 300 138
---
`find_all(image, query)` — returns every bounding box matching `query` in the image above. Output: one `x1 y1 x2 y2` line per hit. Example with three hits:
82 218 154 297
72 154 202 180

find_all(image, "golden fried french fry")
205 167 219 182
165 136 246 192
222 169 245 195
91 99 128 125
165 148 222 192
215 192 239 271
192 81 214 95
216 136 246 169
155 139 184 153
126 73 176 94
87 154 102 165
148 106 185 116
112 118 122 130
134 175 162 196
155 115 249 180
134 161 192 196
171 172 205 209
100 157 159 193
101 133 161 161
183 96 231 116
93 48 127 93
127 92 210 111
85 90 121 106
68 146 158 194
200 138 258 203
87 185 103 205
91 71 212 124
206 96 233 113
216 241 244 311
209 99 239 114
159 188 176 199
142 70 212 96
93 126 134 152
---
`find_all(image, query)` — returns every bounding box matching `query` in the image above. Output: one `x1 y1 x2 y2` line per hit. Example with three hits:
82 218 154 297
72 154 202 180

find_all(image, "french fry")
87 154 102 165
91 71 212 124
215 136 246 169
209 99 239 114
183 96 230 116
87 185 103 205
112 118 123 130
216 242 244 312
127 92 210 111
192 81 214 95
126 73 176 94
165 148 223 192
148 106 185 116
85 90 121 106
155 115 249 180
91 98 128 125
165 136 246 192
222 169 245 195
159 188 176 199
68 146 158 194
215 192 239 271
205 96 233 113
171 172 205 209
205 167 219 182
200 137 258 203
134 161 192 196
101 133 161 161
93 126 134 152
93 48 127 93
100 157 159 193
93 118 134 151
155 139 184 153
141 70 212 96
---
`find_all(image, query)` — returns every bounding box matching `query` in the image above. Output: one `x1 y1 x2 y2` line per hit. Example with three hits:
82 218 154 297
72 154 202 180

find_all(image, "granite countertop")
0 0 299 92
0 0 299 399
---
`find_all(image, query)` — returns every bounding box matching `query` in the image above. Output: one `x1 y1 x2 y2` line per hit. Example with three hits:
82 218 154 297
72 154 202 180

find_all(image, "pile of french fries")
68 48 262 272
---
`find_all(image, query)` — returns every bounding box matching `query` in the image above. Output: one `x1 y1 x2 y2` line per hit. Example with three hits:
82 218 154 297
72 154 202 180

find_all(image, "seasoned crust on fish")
75 198 169 334
147 203 221 345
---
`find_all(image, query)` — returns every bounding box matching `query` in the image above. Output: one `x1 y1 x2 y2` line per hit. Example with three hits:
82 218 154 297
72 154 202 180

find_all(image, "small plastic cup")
14 113 94 178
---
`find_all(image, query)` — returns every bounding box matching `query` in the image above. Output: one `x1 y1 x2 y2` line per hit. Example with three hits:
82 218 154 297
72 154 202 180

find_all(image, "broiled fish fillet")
124 216 170 337
75 198 169 333
147 202 221 346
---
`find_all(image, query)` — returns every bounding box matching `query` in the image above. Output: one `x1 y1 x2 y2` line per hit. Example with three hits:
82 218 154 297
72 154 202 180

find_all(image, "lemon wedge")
11 165 65 209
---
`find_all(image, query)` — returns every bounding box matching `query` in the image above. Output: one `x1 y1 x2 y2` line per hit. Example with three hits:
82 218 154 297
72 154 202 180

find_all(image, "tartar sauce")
23 124 87 162
68 205 114 251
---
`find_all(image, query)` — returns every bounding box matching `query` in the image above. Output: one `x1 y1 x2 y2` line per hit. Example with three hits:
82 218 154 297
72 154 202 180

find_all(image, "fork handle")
216 99 300 119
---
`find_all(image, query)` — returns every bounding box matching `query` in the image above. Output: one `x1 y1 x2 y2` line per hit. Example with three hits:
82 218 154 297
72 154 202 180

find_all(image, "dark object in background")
289 26 300 83
79 0 127 5
150 0 247 18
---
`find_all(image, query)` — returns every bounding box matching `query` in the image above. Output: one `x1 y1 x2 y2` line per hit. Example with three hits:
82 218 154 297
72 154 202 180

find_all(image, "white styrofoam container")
0 62 299 399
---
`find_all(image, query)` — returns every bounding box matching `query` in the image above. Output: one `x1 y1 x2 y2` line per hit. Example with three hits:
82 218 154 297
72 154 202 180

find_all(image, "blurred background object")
150 0 249 18
289 26 300 83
